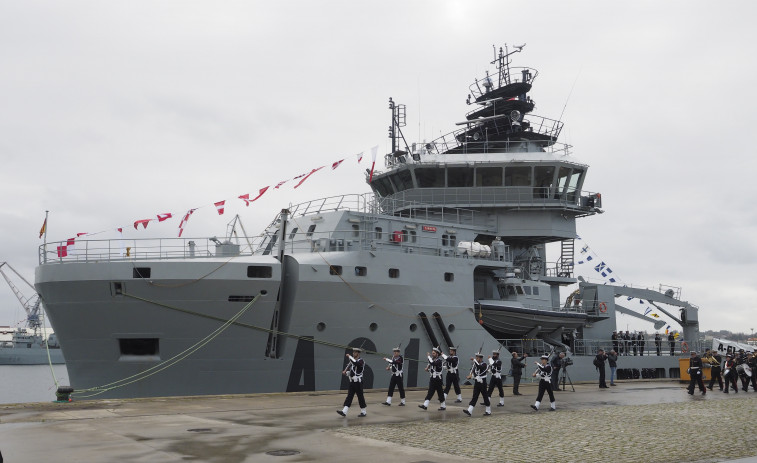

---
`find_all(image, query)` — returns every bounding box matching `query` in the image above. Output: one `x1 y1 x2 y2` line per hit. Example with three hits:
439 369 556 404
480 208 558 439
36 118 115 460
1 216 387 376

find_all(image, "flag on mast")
368 145 378 182
39 217 47 239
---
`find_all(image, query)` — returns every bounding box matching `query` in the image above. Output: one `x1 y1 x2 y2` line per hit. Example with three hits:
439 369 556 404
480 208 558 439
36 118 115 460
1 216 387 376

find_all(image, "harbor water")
0 364 69 404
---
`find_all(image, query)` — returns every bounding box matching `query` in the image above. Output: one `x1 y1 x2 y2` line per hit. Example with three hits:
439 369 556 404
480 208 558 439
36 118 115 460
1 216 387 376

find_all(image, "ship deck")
1 382 756 462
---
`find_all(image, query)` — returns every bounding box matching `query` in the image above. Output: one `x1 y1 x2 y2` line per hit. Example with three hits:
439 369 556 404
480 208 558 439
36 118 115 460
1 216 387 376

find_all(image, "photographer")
594 349 608 388
550 352 565 391
607 349 618 386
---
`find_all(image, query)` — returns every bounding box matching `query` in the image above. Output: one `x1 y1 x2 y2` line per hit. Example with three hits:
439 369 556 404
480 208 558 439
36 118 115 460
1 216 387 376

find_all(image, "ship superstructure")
34 45 699 399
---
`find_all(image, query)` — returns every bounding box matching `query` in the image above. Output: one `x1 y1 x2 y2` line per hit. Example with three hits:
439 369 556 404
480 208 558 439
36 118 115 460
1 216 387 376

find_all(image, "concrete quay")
1 381 756 463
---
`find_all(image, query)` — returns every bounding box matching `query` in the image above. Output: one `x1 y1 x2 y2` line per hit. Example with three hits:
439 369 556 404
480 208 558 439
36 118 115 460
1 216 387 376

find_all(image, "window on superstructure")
415 168 445 188
401 230 409 242
247 266 273 278
397 169 414 191
567 169 585 201
410 231 417 243
523 286 532 295
352 224 360 237
289 227 299 240
516 286 525 295
444 272 454 282
533 286 540 296
306 225 316 237
534 166 556 198
373 176 394 197
329 265 343 276
375 227 383 240
132 267 151 278
442 234 449 246
355 266 367 276
556 167 571 198
388 268 400 278
505 166 532 186
447 167 474 187
450 235 456 247
476 167 503 186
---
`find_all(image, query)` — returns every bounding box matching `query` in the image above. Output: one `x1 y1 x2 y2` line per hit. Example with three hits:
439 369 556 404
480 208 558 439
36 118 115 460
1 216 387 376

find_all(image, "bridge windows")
505 166 532 186
447 167 474 187
476 167 503 186
415 168 445 188
534 166 555 198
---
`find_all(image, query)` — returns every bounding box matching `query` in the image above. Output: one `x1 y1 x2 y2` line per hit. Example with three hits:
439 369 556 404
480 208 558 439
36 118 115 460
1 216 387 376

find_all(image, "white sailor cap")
449 346 457 351
474 352 484 357
540 354 550 360
432 347 442 354
492 350 500 355
392 347 401 351
351 347 362 353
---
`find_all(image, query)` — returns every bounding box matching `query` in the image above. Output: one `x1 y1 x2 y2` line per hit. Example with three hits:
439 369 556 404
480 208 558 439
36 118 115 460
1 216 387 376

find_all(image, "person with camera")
607 349 618 386
550 352 565 391
510 351 528 395
530 354 556 411
687 351 706 395
594 349 608 388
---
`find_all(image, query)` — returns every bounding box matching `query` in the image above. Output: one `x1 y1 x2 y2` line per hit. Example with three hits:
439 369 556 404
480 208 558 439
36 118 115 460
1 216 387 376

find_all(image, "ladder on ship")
558 239 574 277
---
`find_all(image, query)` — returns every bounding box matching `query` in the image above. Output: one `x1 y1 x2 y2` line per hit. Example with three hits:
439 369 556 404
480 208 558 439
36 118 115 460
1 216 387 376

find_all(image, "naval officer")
337 347 367 417
382 346 406 406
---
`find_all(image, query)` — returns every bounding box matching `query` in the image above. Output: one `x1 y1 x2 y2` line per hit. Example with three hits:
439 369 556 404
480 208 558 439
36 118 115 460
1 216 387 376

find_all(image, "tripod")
559 366 575 392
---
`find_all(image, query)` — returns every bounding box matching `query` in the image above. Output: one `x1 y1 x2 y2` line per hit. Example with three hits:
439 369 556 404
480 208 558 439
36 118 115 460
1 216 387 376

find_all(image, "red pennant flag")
178 209 196 237
57 246 68 257
294 167 324 189
66 237 76 247
368 145 378 182
240 187 269 206
356 151 364 163
331 159 344 170
134 219 151 230
117 228 123 233
274 180 288 189
214 201 225 215
157 213 172 222
77 232 87 237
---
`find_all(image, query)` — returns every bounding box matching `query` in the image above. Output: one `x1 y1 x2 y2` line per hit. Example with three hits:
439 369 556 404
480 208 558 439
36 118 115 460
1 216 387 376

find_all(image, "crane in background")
0 261 43 336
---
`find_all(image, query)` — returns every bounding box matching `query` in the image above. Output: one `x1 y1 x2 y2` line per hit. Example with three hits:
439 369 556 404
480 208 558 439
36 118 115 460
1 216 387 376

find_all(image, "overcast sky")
1 1 755 337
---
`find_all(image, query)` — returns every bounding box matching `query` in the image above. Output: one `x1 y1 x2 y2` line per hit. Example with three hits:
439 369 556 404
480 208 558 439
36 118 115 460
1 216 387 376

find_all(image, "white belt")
493 372 501 379
431 372 442 379
393 371 403 377
448 368 458 374
475 375 486 383
350 376 363 382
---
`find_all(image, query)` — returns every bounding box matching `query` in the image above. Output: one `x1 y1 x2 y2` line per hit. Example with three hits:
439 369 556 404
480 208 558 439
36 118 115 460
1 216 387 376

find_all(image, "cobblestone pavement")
337 393 757 463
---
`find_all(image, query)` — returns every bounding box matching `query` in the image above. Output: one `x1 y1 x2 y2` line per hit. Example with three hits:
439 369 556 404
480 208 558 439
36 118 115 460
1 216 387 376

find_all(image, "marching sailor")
464 351 492 416
487 350 506 407
686 351 706 395
704 350 723 391
723 353 739 393
442 346 463 403
381 346 406 406
531 354 556 411
337 347 367 417
419 347 446 411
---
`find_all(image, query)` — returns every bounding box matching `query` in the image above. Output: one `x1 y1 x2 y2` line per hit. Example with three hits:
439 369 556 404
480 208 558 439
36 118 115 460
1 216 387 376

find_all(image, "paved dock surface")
1 381 756 462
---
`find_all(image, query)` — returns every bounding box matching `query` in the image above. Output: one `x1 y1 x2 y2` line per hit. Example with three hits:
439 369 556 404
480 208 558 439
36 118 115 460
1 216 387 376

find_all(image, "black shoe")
454 399 462 403
358 412 366 417
497 403 504 407
701 391 706 395
483 411 491 416
530 404 538 411
337 410 346 417
513 392 522 396
610 384 617 386
463 409 471 416
381 402 391 406
418 404 427 410
687 391 694 395
724 390 729 394
438 407 446 411
398 403 405 406
707 386 713 391
549 408 556 412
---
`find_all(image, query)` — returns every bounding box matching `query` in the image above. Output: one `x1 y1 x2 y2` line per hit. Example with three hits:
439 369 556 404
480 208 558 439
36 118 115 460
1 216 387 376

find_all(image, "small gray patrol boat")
34 45 700 398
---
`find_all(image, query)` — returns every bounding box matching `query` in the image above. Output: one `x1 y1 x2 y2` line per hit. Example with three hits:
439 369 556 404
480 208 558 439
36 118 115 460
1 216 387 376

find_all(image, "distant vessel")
35 45 700 399
0 327 65 365
1 262 65 365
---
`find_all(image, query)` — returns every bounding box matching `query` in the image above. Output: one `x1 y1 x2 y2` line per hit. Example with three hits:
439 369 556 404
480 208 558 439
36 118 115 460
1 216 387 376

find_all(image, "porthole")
448 324 456 333
317 322 326 332
409 323 417 332
369 322 378 332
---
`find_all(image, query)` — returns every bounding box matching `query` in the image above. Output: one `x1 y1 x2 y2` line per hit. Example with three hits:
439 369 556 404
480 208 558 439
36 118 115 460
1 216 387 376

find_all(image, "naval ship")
35 45 701 399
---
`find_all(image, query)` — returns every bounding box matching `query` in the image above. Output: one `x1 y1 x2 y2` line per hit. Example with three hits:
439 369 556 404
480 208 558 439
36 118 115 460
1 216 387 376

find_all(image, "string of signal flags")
574 236 678 336
41 146 380 258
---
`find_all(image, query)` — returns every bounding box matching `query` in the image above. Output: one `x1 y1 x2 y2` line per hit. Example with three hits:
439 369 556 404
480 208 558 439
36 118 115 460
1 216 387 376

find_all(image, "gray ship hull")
0 347 64 365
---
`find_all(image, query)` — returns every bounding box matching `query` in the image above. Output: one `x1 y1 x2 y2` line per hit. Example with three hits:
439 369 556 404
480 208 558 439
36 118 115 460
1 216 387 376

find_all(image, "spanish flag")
39 218 47 239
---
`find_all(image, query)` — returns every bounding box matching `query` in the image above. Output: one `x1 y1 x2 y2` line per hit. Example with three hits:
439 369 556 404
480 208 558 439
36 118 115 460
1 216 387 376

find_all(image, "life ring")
598 302 607 313
681 342 689 354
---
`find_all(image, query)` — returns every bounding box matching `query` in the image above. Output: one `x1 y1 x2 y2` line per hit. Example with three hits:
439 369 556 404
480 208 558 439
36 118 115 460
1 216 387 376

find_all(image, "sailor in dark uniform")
530 354 556 411
510 351 527 395
381 347 405 406
655 333 662 356
686 351 706 395
442 346 463 403
337 347 367 417
611 331 619 355
668 333 675 355
487 350 505 406
550 352 564 391
464 352 492 416
595 349 608 388
638 332 645 356
736 349 750 391
748 352 757 391
631 333 638 356
419 347 446 411
705 350 723 391
723 354 739 393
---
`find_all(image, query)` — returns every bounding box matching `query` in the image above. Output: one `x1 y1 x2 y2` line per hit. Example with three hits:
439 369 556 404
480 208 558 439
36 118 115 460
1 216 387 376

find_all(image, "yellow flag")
39 218 47 239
